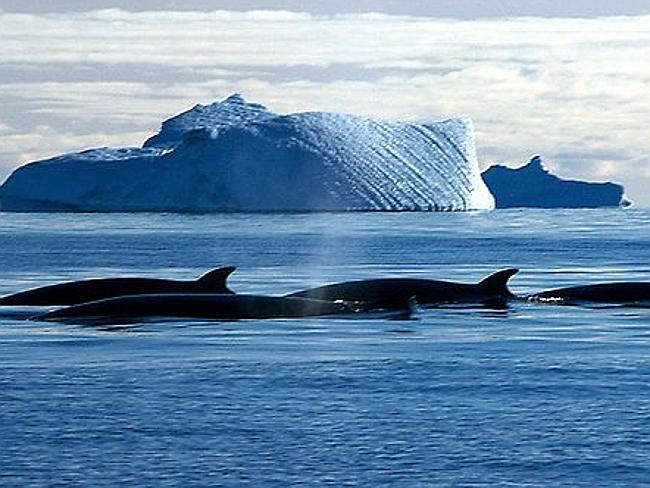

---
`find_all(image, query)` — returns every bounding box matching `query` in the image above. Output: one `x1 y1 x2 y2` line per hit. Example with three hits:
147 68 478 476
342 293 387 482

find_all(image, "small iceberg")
481 155 631 208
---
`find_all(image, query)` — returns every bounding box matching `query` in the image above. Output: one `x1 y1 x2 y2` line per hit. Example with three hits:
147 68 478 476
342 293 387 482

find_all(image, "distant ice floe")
0 94 493 212
482 155 631 209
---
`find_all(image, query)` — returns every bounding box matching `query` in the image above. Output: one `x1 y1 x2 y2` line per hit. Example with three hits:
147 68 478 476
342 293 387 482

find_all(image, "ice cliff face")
482 155 631 208
0 94 494 212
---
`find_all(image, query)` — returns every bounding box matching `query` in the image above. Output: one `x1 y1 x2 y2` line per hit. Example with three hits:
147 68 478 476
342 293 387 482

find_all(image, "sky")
1 1 649 205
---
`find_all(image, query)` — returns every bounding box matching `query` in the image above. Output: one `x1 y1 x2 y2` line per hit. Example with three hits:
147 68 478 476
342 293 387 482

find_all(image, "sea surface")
1 209 649 487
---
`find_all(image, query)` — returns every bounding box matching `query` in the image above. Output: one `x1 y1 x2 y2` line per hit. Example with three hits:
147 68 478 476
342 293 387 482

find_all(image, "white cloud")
0 10 649 204
0 122 15 135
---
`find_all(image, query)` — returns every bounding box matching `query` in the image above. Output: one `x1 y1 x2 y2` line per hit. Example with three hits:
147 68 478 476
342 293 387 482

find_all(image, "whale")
34 293 408 324
0 266 236 306
528 282 650 306
285 268 519 308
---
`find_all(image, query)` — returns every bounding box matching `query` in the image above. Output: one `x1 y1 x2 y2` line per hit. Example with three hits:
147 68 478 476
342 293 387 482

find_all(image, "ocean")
1 209 649 486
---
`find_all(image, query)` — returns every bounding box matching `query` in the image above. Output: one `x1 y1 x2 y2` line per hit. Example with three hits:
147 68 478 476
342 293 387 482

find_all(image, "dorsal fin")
196 266 236 293
478 268 519 297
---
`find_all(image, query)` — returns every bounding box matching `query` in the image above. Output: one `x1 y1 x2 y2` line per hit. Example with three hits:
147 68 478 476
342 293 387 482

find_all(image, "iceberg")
482 156 631 209
0 94 494 212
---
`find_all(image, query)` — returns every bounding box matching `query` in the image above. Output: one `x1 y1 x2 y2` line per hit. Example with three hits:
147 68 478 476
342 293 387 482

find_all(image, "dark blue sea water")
1 209 649 487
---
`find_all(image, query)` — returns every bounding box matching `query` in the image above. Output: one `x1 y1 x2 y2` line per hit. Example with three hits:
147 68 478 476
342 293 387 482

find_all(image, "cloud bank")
1 10 648 204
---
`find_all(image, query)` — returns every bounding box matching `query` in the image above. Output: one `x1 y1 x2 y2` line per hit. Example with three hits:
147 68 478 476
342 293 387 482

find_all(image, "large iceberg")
0 94 494 212
482 155 631 208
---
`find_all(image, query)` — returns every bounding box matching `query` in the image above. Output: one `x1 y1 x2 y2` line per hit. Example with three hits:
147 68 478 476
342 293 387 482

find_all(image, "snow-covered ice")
482 155 630 208
0 94 494 212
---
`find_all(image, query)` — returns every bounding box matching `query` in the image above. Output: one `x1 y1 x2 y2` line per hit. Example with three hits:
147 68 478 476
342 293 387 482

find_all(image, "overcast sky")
1 2 649 205
3 1 650 17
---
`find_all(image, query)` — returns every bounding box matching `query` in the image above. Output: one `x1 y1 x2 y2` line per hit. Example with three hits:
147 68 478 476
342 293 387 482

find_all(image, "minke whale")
528 282 650 306
286 268 519 308
0 267 236 306
35 294 407 323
